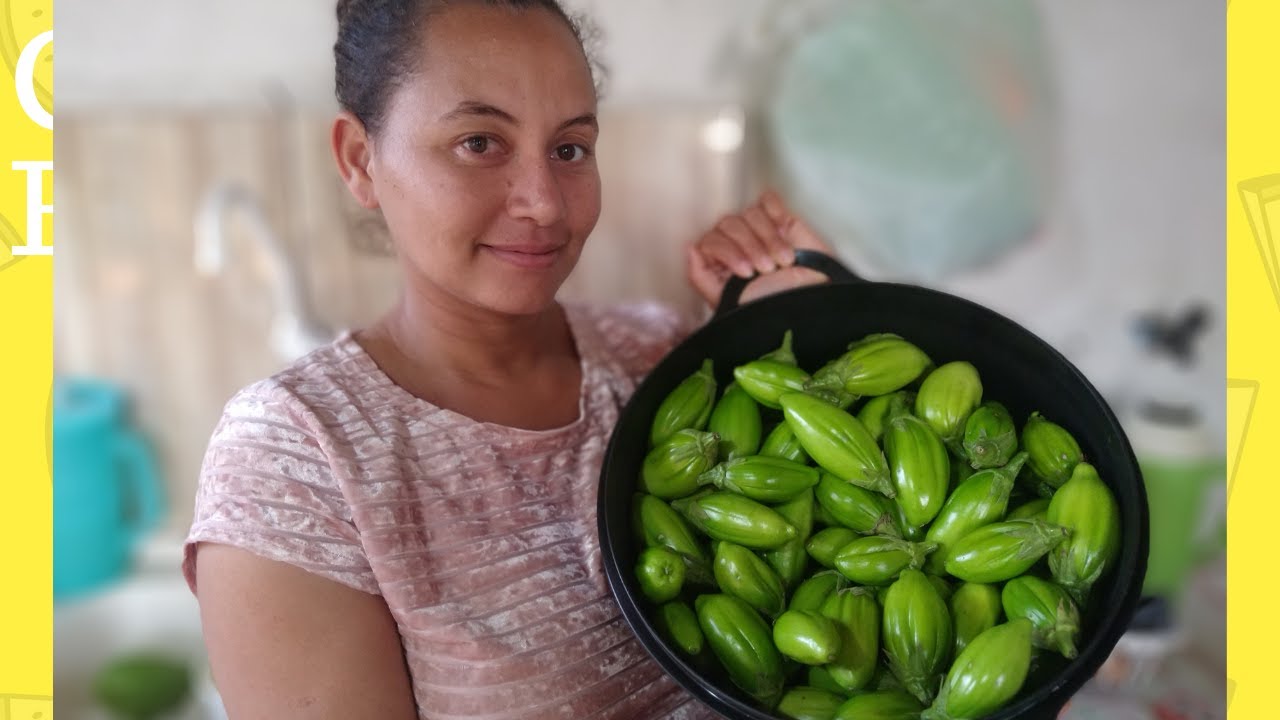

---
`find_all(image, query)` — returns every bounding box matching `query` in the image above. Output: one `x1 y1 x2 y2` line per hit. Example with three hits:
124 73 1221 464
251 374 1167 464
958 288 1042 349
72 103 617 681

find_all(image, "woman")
183 1 830 717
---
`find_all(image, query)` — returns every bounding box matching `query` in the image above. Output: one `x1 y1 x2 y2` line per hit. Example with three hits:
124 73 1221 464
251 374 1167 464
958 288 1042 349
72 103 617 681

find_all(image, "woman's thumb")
783 214 832 252
759 189 832 252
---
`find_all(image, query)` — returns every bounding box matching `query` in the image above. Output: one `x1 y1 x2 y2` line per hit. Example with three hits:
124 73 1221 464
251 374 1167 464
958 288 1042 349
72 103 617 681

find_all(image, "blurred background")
52 0 1225 718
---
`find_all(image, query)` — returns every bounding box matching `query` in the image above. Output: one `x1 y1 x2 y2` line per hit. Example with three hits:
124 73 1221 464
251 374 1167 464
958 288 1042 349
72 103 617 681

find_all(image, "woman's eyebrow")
440 101 518 124
558 113 598 133
439 101 597 133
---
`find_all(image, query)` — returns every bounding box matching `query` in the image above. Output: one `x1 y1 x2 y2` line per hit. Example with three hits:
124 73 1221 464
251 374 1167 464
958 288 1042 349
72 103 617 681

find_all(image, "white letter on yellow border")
12 161 52 256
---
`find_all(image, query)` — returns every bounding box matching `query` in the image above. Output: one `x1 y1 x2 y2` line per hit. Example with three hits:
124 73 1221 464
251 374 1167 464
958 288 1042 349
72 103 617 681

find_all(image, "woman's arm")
196 543 419 720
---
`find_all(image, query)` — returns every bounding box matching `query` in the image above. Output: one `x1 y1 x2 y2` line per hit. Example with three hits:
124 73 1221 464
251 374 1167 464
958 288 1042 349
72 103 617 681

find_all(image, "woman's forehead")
390 6 596 125
417 5 593 88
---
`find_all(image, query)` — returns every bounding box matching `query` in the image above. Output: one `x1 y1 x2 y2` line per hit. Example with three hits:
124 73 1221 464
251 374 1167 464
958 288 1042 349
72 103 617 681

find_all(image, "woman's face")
367 5 601 317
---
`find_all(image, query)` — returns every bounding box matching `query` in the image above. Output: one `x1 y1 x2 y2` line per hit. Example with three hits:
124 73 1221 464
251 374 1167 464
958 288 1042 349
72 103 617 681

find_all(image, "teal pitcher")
53 377 165 600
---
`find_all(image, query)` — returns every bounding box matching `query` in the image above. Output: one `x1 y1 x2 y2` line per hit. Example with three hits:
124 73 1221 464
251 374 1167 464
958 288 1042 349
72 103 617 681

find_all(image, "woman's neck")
354 282 583 429
381 292 571 386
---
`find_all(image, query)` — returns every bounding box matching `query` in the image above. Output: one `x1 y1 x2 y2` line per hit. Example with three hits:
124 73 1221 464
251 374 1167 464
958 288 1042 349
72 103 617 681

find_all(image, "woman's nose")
506 157 566 227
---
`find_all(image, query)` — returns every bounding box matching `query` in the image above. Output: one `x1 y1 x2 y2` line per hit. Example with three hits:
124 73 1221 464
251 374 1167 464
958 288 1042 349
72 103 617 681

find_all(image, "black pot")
597 250 1149 719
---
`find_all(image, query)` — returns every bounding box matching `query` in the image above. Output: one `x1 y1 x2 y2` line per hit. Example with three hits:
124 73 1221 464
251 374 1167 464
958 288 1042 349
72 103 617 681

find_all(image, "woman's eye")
463 136 491 154
555 144 588 162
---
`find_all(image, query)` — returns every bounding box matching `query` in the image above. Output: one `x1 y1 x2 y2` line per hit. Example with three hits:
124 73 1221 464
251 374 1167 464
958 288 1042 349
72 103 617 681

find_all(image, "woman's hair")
335 0 603 136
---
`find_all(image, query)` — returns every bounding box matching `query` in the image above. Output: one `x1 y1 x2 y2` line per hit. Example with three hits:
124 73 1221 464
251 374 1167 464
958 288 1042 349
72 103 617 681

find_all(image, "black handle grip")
713 249 863 318
1023 698 1073 720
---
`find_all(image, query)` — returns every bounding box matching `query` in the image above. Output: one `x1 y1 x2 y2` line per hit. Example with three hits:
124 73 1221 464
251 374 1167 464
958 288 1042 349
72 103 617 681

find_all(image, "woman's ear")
331 111 380 210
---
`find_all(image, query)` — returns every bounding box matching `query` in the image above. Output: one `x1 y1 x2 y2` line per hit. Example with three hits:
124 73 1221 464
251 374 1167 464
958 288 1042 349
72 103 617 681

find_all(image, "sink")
54 571 225 720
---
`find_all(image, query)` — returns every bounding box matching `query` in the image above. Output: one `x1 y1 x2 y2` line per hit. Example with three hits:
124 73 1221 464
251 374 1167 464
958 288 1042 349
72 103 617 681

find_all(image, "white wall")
54 0 773 109
57 0 1226 438
57 1 338 109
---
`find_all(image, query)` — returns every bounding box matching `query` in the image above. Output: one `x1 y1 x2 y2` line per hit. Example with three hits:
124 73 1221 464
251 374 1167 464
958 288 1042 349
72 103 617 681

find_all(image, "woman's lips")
482 244 565 269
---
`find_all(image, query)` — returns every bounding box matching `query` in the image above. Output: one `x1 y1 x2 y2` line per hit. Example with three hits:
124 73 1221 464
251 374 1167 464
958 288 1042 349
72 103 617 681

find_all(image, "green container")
1128 417 1225 599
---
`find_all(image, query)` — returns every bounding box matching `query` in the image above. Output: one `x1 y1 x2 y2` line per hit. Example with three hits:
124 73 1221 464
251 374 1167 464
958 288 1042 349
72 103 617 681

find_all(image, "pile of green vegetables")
630 332 1121 720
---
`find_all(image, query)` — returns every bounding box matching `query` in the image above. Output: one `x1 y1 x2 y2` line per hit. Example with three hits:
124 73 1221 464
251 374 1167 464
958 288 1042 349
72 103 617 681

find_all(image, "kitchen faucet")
193 182 336 361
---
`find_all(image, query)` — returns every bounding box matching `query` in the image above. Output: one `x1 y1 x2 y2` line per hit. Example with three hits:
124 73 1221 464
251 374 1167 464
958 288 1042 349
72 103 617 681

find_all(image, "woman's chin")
473 283 565 318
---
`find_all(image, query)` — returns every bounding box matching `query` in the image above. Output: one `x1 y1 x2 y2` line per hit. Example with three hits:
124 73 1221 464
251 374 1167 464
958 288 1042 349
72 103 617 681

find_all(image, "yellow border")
0 0 52 714
1227 1 1279 717
0 1 1245 717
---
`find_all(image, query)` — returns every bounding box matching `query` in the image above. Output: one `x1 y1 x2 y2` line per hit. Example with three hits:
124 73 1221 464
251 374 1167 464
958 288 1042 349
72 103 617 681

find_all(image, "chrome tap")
193 182 336 361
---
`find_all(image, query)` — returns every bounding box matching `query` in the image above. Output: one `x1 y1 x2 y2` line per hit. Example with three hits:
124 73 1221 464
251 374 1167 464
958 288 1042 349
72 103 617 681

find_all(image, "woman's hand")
686 190 836 308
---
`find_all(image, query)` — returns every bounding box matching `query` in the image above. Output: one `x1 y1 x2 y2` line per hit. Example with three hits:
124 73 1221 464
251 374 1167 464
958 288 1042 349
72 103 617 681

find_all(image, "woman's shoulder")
189 337 381 596
571 299 696 352
216 333 384 434
569 300 698 380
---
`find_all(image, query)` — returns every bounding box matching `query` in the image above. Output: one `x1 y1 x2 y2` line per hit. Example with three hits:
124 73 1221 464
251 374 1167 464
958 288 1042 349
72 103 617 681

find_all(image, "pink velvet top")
182 302 720 719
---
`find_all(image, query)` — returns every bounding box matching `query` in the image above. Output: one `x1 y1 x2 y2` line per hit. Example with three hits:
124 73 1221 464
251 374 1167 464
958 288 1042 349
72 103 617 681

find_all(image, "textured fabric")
183 302 720 720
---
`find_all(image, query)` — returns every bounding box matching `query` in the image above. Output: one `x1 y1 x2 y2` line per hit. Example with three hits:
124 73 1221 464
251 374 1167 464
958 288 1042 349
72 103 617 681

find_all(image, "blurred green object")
93 653 192 720
1133 433 1226 598
765 0 1056 281
1127 305 1226 602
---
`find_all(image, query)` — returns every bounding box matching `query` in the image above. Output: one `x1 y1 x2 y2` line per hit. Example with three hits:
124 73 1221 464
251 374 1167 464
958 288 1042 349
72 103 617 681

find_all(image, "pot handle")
714 249 864 318
1023 697 1073 720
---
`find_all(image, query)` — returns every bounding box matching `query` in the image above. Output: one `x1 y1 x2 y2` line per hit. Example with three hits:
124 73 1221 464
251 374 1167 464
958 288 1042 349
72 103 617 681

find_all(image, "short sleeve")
182 380 379 596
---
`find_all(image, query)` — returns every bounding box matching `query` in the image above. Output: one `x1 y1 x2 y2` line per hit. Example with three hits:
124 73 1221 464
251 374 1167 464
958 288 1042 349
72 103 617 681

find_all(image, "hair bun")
336 0 358 23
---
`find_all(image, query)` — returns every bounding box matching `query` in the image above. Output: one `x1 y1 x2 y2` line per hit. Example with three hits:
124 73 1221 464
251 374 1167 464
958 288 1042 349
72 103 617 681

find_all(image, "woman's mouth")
481 244 565 270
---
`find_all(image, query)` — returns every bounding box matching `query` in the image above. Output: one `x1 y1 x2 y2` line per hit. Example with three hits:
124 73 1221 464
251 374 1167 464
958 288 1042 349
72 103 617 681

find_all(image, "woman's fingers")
758 189 790 226
698 230 755 278
686 243 732 307
716 215 778 274
742 205 796 267
757 188 833 253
